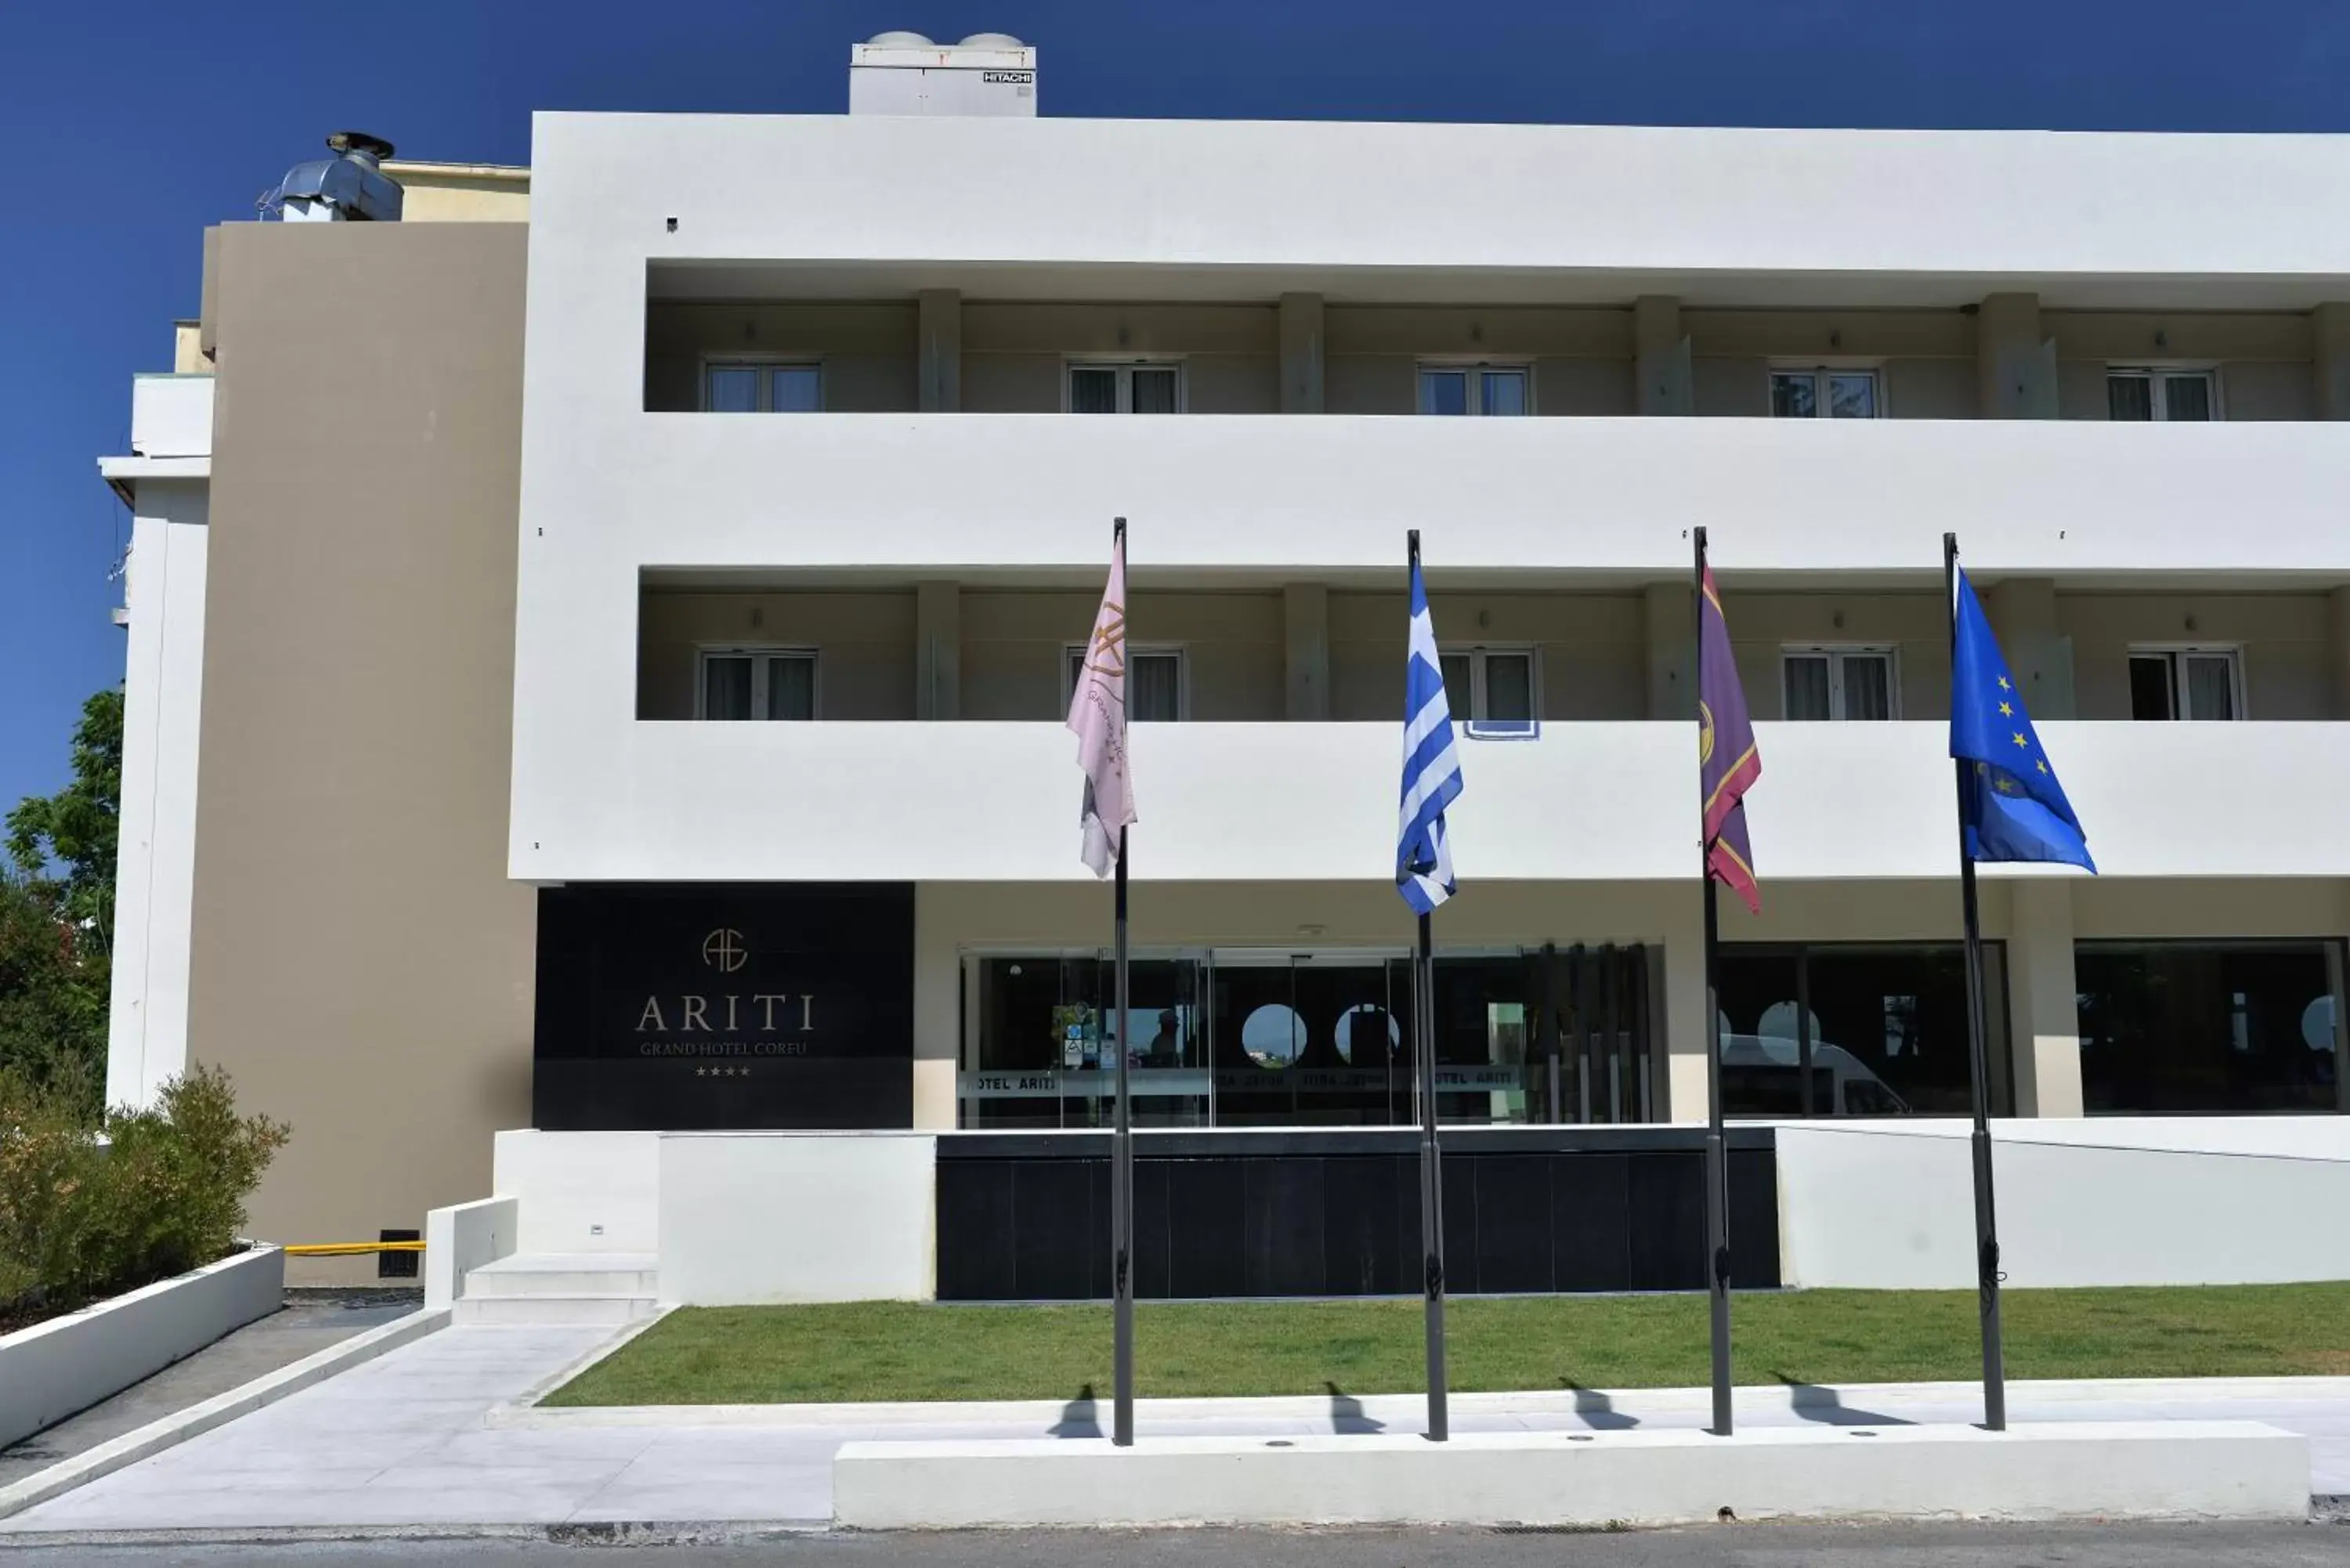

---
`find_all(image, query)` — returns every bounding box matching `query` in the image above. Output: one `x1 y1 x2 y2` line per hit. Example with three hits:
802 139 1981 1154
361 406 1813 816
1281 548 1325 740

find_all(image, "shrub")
0 1062 288 1329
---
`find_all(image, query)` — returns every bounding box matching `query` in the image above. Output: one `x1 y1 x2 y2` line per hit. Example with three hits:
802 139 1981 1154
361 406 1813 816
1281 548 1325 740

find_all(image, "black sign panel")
533 883 913 1131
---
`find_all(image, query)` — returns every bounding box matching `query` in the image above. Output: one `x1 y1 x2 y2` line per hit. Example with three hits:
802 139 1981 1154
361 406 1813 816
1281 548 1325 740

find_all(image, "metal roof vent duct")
849 31 1036 117
265 132 403 222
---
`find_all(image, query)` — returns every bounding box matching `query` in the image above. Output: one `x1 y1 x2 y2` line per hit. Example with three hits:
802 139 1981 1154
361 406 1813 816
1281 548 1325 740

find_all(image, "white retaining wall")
423 1195 519 1310
1776 1117 2350 1288
0 1244 282 1450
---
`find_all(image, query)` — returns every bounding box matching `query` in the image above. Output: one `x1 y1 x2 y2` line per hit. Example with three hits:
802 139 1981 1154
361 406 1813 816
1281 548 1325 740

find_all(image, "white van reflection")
1719 1033 1911 1117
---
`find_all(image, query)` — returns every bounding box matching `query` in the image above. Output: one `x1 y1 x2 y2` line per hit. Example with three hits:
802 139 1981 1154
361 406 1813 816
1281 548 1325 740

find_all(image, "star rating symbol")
694 1065 754 1078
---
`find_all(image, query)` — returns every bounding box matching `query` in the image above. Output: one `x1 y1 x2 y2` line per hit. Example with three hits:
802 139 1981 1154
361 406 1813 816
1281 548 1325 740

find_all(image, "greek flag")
1397 549 1464 914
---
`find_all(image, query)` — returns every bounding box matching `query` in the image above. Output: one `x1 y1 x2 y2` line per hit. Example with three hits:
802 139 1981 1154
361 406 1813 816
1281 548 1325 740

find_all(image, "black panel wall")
935 1128 1781 1302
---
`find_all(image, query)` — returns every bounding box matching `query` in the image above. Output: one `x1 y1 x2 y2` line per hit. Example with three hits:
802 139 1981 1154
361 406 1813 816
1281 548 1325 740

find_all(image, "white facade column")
1283 582 1330 721
107 483 209 1111
1976 292 2058 417
1643 581 1692 720
1632 295 1691 416
917 288 960 412
2314 303 2350 421
1278 293 1324 414
1984 577 2074 720
2005 880 2083 1118
915 580 960 720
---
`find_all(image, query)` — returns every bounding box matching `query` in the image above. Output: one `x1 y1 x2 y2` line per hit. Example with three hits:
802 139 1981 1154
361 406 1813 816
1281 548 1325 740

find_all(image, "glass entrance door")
1209 951 1409 1125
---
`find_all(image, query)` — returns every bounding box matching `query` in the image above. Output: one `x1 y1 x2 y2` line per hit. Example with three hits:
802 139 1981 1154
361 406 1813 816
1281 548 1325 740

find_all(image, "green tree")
1 688 123 1111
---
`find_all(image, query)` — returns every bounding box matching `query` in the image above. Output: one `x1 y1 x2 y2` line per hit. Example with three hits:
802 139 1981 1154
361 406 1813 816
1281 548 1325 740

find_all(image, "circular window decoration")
1333 1003 1401 1064
2302 995 2336 1053
1241 1003 1307 1068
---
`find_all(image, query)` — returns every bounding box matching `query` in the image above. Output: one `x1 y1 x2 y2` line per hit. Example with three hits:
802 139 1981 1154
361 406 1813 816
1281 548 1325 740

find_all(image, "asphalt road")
1 1524 2347 1566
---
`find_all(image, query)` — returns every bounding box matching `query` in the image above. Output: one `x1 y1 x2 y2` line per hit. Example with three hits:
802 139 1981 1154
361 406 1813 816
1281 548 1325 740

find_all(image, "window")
1067 362 1182 414
2128 648 2242 721
1437 647 1538 724
696 648 816 721
1770 367 1880 419
702 361 822 413
2077 941 2344 1113
1716 943 2014 1117
2107 368 2216 422
1418 364 1531 416
1064 645 1184 721
1781 647 1897 721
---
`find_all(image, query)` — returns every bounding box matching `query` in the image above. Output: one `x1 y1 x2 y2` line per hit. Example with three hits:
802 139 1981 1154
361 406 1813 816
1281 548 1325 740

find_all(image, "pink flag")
1067 531 1137 877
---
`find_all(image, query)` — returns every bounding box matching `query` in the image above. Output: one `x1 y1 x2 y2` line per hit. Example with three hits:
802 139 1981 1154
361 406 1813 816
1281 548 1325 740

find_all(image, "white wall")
107 482 208 1111
423 1195 517 1310
1777 1118 2350 1288
656 1132 936 1304
511 717 2350 886
491 1129 661 1255
537 113 2350 296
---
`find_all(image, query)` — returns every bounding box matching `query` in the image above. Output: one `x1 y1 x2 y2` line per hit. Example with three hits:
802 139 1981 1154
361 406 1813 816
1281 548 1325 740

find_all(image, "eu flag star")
1998 676 2012 690
1998 701 2013 717
2012 732 2028 748
2036 759 2048 774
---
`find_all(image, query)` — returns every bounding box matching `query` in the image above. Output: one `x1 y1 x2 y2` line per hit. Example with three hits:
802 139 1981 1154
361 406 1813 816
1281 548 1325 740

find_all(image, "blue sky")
2 0 2346 812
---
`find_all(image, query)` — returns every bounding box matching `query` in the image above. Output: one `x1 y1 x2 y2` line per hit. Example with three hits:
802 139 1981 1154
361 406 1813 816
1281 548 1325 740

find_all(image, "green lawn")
543 1284 2350 1407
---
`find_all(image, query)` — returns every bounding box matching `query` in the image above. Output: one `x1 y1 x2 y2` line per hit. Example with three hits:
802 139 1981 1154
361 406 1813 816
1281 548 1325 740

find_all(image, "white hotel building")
100 38 2350 1311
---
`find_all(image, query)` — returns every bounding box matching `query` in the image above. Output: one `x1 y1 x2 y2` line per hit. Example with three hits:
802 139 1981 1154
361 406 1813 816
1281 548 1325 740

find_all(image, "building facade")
100 75 2350 1299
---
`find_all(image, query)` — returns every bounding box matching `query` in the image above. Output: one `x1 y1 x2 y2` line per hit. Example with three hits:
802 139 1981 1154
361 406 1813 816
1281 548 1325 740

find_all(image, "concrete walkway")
2 1323 2346 1534
0 1290 419 1493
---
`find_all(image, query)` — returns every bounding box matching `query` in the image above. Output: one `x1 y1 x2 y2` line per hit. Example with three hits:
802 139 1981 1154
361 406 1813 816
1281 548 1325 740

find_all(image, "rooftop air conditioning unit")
849 31 1036 117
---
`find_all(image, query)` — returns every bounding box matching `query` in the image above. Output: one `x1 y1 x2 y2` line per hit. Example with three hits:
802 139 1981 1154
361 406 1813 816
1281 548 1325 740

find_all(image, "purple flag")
1067 532 1135 877
1697 562 1762 914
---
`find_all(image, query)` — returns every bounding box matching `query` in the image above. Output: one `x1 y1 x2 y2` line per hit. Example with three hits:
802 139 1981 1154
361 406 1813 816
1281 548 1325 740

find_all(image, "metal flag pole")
1943 530 2008 1433
1693 525 1734 1439
1112 517 1136 1450
1409 528 1449 1443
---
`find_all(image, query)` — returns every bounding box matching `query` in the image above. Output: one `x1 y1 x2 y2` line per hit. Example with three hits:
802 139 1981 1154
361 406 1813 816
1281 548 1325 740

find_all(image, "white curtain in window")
1131 654 1181 722
766 656 816 721
1842 656 1893 721
2184 655 2235 720
1130 367 1180 414
1784 656 1831 721
703 656 753 720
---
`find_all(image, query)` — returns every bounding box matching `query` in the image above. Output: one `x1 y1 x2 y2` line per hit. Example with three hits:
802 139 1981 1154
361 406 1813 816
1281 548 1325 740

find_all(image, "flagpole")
1694 526 1734 1439
1112 517 1135 1450
1408 527 1449 1443
1943 530 2007 1433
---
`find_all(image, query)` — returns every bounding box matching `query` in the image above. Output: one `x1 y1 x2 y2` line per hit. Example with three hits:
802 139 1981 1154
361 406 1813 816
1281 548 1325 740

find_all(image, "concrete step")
452 1292 660 1326
464 1252 659 1299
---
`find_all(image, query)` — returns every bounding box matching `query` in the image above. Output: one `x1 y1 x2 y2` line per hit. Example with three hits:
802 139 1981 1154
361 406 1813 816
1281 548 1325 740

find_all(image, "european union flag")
1950 568 2096 873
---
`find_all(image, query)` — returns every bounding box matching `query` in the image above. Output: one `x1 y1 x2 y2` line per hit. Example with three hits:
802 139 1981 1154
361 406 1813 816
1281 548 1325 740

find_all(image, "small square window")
1418 364 1529 416
703 361 822 413
1781 647 1897 721
697 649 817 721
1065 646 1184 721
1770 368 1879 419
1068 363 1184 414
1438 646 1540 723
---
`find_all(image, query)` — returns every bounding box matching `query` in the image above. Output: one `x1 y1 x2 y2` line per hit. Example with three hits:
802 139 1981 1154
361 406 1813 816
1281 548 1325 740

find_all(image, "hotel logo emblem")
701 927 747 974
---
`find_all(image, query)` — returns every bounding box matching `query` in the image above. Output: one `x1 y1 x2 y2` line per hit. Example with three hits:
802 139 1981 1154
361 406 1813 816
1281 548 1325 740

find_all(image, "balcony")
551 413 2350 583
507 719 2350 886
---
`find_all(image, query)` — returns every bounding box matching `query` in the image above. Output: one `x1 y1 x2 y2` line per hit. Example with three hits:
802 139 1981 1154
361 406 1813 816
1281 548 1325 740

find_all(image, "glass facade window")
2077 941 2344 1114
960 947 1659 1129
1715 943 2012 1117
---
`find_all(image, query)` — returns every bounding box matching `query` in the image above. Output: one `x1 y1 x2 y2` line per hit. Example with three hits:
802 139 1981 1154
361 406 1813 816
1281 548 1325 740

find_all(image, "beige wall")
2050 313 2316 421
1325 307 1633 416
192 221 536 1281
638 591 918 719
1329 591 1648 721
1722 592 1947 721
963 303 1278 413
962 590 1285 721
2062 592 2334 720
1688 310 1976 418
380 163 531 224
644 303 917 412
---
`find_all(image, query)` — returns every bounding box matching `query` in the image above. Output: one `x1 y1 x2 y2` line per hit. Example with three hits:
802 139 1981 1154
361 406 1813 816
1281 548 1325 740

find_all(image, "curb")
0 1519 829 1548
487 1374 2350 1431
0 1306 451 1523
